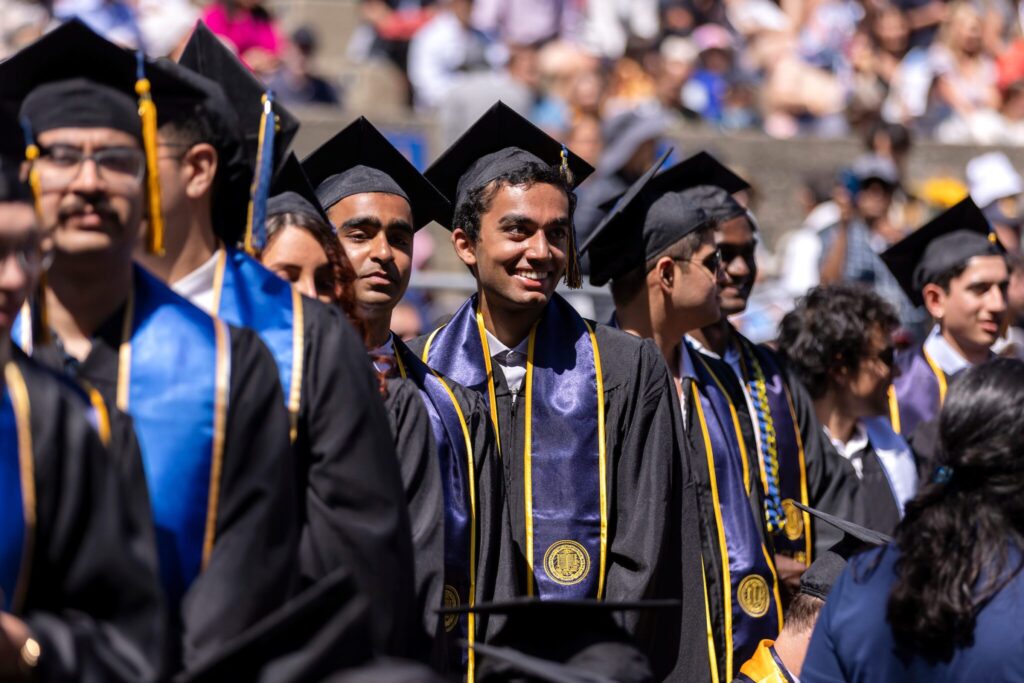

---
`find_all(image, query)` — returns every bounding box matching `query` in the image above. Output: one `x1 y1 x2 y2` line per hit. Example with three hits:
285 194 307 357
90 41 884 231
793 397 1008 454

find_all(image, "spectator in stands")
53 0 141 47
681 24 738 125
355 0 436 88
407 0 502 111
472 0 582 46
0 0 49 58
966 152 1023 254
202 0 284 67
267 27 342 106
929 2 1001 142
137 0 200 58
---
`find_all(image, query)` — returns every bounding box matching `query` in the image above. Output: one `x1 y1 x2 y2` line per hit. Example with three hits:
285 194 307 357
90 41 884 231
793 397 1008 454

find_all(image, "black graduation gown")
382 342 510 672
30 307 300 675
290 300 417 659
7 350 165 683
409 323 711 683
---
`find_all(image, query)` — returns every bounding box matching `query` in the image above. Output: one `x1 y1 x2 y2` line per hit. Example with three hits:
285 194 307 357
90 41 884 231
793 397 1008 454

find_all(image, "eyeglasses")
678 248 723 276
34 144 146 192
0 234 48 277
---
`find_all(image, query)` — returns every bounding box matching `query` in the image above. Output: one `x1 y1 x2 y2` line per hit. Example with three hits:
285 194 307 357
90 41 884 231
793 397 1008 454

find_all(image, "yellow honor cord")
135 77 164 256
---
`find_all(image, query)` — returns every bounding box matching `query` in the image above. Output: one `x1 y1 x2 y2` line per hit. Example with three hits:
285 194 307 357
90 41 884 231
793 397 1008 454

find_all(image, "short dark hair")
610 224 714 307
783 593 824 634
930 261 970 293
776 283 900 399
451 161 576 243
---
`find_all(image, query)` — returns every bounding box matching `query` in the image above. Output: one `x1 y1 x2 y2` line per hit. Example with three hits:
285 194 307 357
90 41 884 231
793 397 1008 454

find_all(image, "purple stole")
689 346 782 678
733 337 812 566
889 346 945 437
423 294 607 600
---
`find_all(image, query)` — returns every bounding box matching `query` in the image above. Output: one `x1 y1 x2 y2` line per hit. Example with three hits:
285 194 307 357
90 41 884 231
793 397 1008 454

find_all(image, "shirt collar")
370 332 395 359
923 325 972 376
485 329 529 359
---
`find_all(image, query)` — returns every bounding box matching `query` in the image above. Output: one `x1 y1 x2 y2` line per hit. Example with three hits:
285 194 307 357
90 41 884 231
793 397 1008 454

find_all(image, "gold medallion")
737 575 771 618
442 585 460 632
782 498 804 541
542 540 590 586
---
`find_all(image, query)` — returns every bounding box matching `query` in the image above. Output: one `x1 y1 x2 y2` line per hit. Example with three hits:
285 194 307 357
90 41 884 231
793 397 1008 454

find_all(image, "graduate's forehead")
955 254 1009 286
328 191 413 228
479 181 570 226
37 127 140 150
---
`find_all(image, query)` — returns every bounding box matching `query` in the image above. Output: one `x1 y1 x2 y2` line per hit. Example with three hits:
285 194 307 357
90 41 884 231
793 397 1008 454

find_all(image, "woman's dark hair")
776 283 900 399
887 358 1024 661
262 211 386 395
451 161 577 243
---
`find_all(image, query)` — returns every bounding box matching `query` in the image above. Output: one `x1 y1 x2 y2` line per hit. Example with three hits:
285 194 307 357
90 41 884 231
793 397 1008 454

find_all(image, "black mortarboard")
179 21 300 253
664 151 750 226
301 117 449 231
425 101 594 287
0 19 204 256
792 502 892 602
880 197 1005 307
269 153 332 228
583 150 718 287
440 599 672 683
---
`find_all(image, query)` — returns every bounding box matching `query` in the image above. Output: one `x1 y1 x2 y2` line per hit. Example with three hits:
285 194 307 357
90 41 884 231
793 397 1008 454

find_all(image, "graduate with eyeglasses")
3 21 299 675
583 152 781 683
404 102 709 682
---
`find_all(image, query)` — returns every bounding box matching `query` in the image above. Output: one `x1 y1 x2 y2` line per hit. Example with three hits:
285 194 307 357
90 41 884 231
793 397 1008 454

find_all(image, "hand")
774 555 807 595
833 187 854 227
0 613 35 681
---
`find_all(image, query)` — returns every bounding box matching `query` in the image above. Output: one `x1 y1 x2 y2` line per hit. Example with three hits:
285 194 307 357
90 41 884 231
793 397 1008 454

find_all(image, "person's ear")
654 256 676 295
183 143 219 200
922 283 946 322
452 226 478 269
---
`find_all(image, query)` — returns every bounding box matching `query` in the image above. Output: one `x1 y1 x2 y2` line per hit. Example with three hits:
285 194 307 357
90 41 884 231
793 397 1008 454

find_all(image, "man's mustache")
57 198 120 225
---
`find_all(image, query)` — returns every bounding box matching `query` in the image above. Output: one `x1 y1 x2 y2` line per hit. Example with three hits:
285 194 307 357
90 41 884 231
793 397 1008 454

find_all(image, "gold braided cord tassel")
136 77 165 255
559 146 582 289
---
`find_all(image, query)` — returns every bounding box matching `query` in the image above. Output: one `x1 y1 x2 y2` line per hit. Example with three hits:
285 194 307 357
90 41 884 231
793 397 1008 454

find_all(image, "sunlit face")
454 182 570 317
669 236 726 331
715 214 757 316
35 127 144 260
331 192 414 317
925 255 1009 355
260 224 334 303
0 202 41 332
842 325 896 418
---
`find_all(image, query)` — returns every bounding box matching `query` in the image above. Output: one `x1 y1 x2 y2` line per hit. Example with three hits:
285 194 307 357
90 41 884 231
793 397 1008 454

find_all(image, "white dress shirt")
485 329 529 398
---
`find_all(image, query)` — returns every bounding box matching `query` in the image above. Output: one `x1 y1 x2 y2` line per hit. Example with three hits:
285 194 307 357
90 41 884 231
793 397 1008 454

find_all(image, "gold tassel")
23 141 50 345
559 146 582 289
136 75 165 255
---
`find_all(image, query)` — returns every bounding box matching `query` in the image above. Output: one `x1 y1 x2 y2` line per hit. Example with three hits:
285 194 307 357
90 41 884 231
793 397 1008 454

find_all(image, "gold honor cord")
287 287 304 442
584 319 608 601
210 249 228 319
393 350 479 681
473 310 501 453
922 349 948 405
761 544 785 632
202 319 230 570
5 362 36 616
887 385 902 434
782 391 813 565
83 383 112 447
691 381 734 682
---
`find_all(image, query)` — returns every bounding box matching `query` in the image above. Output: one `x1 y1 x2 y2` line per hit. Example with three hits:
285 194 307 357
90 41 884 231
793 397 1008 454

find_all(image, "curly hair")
262 211 387 396
887 358 1024 661
452 161 577 243
776 283 900 399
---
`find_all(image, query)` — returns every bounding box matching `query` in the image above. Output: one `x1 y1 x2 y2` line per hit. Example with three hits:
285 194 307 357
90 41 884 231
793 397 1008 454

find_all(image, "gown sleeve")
23 360 165 683
383 377 443 661
295 303 416 658
179 327 299 671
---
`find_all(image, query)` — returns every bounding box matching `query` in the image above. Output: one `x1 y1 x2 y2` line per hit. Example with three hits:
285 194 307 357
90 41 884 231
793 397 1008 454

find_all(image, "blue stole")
14 268 231 607
212 248 302 436
422 294 607 600
688 344 782 679
0 363 33 614
733 337 812 566
889 346 945 437
393 339 477 676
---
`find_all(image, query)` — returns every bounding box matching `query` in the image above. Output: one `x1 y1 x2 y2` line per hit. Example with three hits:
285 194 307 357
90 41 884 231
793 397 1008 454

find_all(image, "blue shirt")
803 546 1024 682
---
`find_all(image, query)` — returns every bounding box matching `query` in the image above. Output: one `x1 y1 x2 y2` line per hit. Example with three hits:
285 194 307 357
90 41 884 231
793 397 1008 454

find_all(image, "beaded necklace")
737 340 786 533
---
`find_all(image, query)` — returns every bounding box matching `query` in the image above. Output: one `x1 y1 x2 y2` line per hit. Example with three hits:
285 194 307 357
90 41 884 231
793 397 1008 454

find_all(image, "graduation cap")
179 21 301 254
792 501 892 602
582 149 719 287
440 598 675 683
300 116 449 230
664 151 752 226
0 19 205 256
880 197 1005 307
425 101 594 287
268 153 332 228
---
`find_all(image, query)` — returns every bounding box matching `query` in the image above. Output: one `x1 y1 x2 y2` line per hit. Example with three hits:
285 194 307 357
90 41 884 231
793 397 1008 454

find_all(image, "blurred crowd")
8 0 1024 145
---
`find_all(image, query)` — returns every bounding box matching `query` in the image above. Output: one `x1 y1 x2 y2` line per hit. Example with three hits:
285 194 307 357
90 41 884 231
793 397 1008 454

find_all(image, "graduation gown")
386 336 509 677
2 350 164 683
19 266 299 674
409 295 710 682
195 247 416 659
888 345 947 439
682 344 783 683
